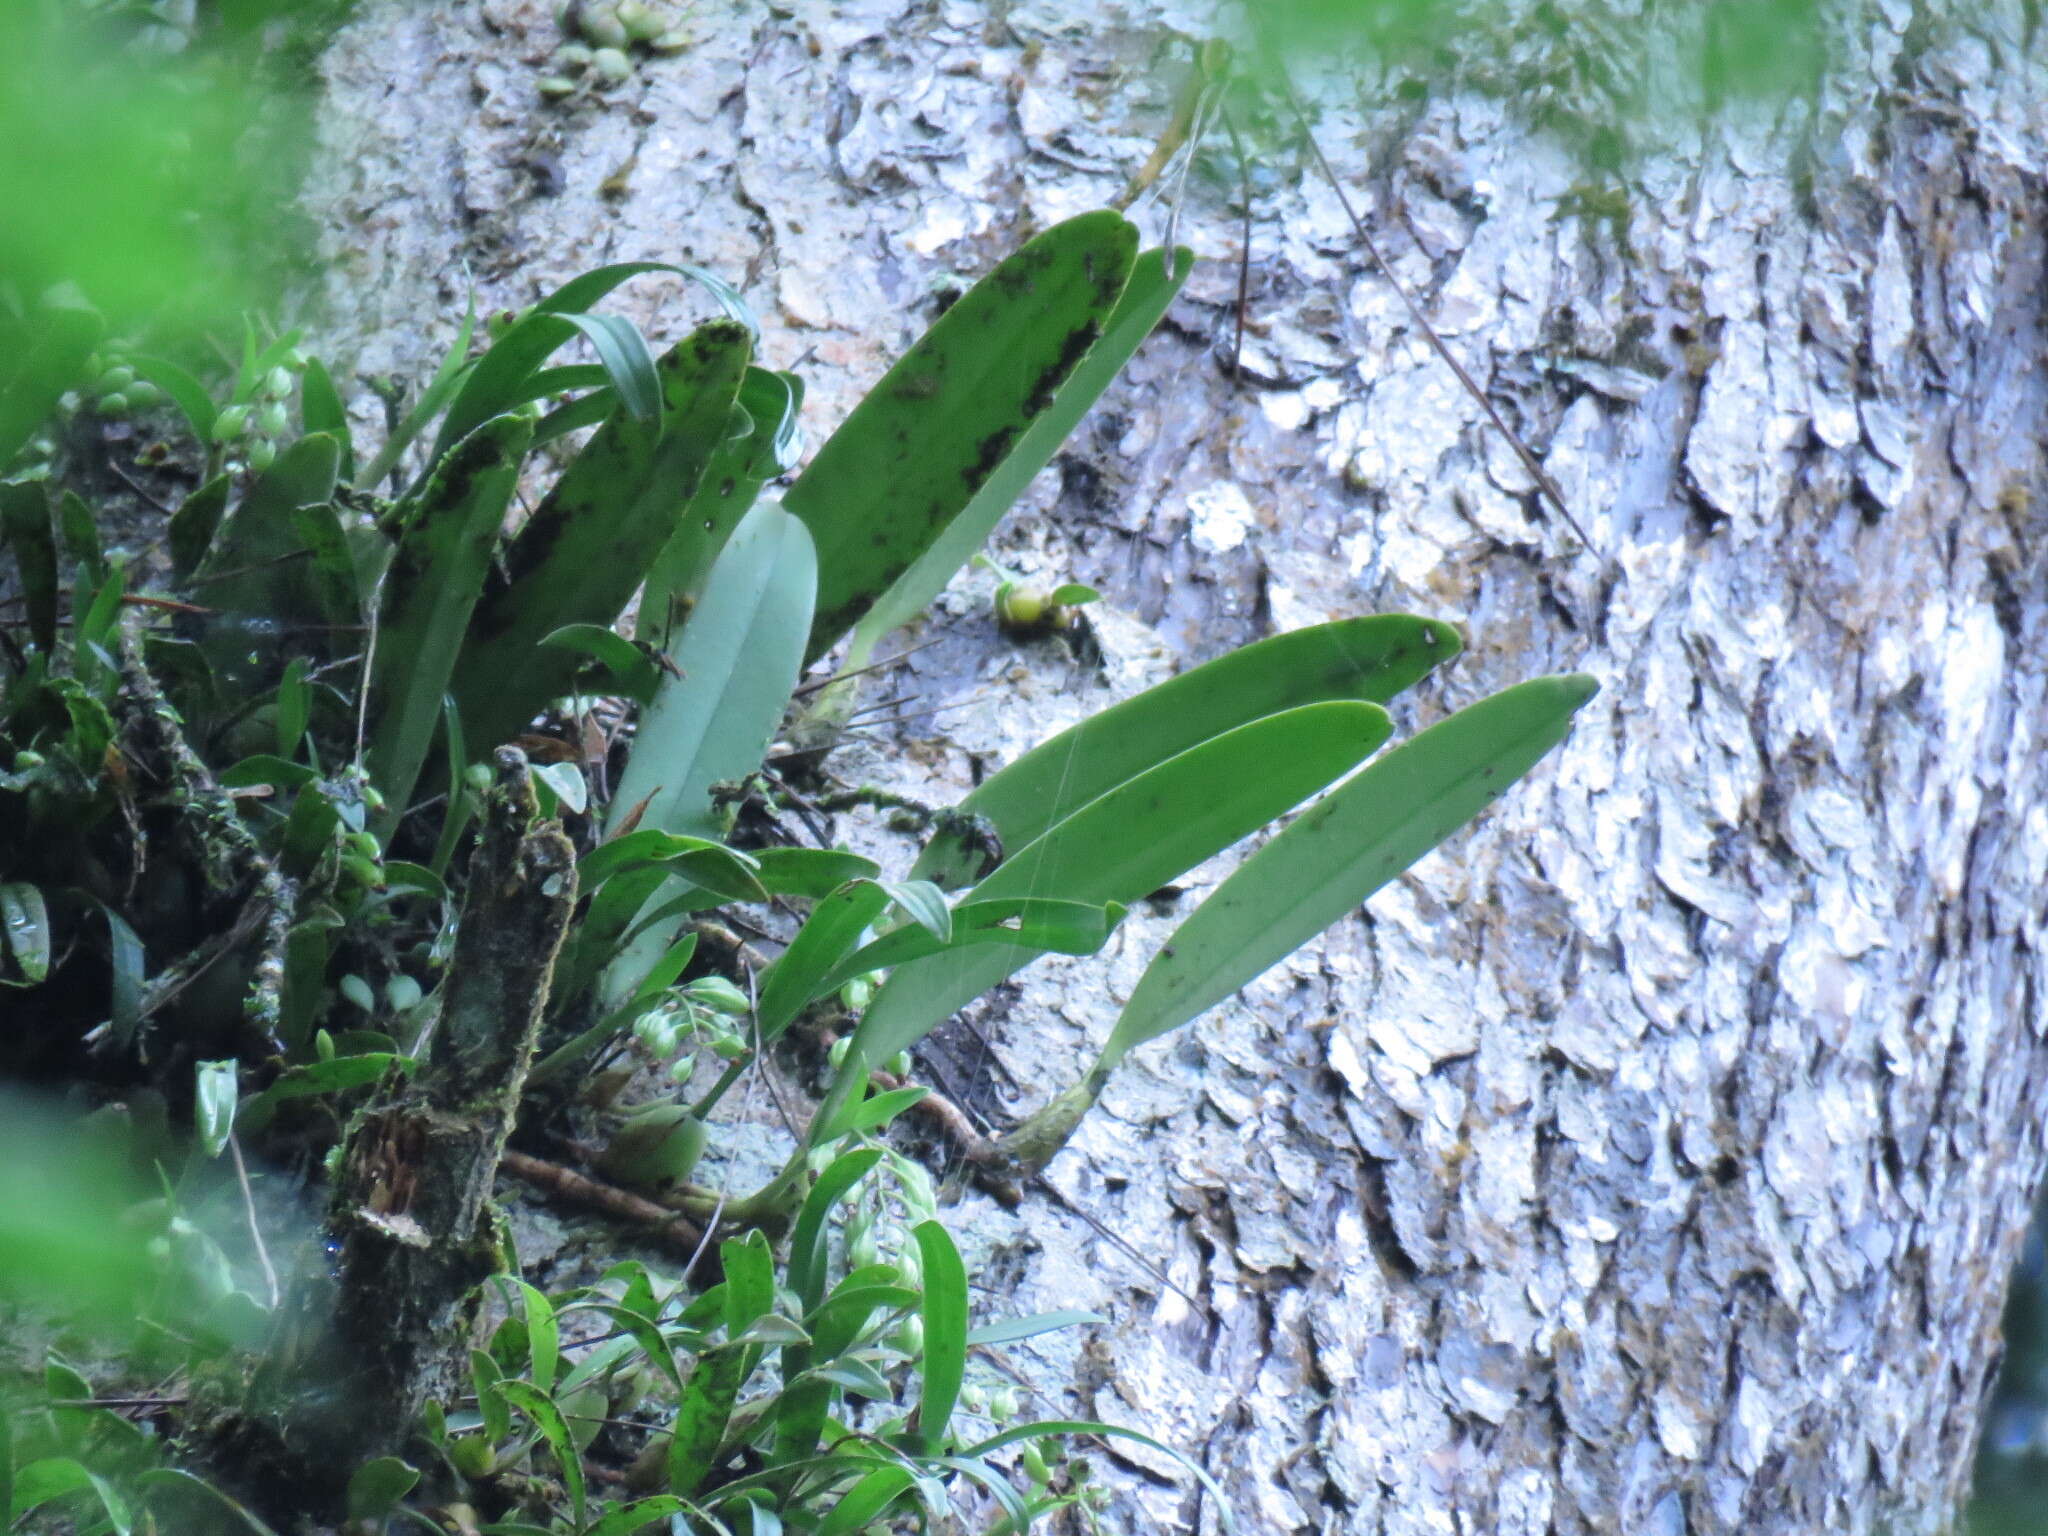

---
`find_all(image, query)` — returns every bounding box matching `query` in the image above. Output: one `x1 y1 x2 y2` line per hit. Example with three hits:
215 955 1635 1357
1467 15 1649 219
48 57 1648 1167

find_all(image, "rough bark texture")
243 749 575 1495
305 2 2048 1530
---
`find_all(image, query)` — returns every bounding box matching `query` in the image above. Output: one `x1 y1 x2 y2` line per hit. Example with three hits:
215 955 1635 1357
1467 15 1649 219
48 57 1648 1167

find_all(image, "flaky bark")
304 3 2048 1531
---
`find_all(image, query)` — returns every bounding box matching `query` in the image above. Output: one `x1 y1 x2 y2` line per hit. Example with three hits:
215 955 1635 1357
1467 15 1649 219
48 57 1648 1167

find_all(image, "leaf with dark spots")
446 322 751 754
784 211 1139 665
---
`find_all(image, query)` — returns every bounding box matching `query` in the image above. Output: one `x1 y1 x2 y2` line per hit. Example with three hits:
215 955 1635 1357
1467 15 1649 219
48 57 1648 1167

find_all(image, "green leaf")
845 243 1190 668
785 211 1139 662
344 1458 419 1523
813 896 1124 999
538 623 661 705
0 298 100 469
126 352 218 446
447 323 753 754
191 434 342 618
429 262 754 467
636 365 804 645
750 848 882 899
494 1276 561 1394
497 1380 585 1532
0 479 58 652
532 760 588 816
234 1052 408 1135
8 1456 91 1522
364 413 532 830
820 700 1394 1138
298 357 354 480
58 489 103 588
836 1086 929 1136
912 614 1462 888
274 655 311 758
785 1146 885 1323
964 1309 1106 1347
97 899 146 1051
814 1464 915 1536
135 1469 281 1536
167 474 229 581
577 829 762 898
1103 675 1599 1073
471 1348 510 1442
558 310 662 421
667 1345 746 1499
807 1277 920 1360
584 1496 692 1536
911 1219 967 1454
754 880 892 1044
0 882 51 984
218 755 319 790
194 1059 237 1158
356 292 475 490
880 880 950 944
599 501 815 1003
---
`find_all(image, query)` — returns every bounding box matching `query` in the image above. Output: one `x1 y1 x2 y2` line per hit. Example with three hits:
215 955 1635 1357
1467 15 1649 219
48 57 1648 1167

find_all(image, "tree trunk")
303 1 2048 1530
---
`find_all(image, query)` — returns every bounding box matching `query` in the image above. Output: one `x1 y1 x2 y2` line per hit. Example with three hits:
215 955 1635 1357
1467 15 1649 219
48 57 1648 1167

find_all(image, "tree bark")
303 2 2048 1530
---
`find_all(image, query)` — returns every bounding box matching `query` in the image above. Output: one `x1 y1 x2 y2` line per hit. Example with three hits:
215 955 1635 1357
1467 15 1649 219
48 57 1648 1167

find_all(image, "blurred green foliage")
0 0 342 344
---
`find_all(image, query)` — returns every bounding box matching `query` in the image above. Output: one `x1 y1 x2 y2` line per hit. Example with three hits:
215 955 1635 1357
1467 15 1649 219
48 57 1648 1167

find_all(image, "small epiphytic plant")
3 189 1589 1529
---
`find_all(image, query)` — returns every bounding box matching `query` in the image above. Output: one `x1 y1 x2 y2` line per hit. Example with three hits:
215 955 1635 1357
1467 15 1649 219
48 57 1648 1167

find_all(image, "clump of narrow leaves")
1 206 1592 1533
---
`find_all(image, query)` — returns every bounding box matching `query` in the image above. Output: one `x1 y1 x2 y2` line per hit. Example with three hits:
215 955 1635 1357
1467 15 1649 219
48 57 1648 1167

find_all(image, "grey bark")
303 2 2048 1531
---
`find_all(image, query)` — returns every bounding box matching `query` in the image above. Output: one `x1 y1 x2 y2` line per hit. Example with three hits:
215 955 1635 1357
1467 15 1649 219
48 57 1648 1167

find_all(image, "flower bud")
212 403 251 442
590 45 633 82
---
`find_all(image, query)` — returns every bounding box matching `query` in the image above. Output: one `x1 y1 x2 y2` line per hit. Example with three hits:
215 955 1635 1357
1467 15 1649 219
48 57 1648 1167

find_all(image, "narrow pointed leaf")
1105 674 1599 1071
755 880 892 1043
298 357 353 480
430 261 753 465
785 211 1139 662
813 896 1124 999
496 1380 584 1531
913 614 1462 888
128 353 219 447
449 323 752 752
911 1219 967 1453
848 244 1192 665
166 474 229 581
365 413 532 828
192 434 343 635
0 481 57 651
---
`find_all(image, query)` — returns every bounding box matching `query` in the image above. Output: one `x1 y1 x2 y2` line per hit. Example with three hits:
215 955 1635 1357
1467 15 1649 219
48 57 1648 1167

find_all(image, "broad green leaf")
135 1469 281 1536
298 357 353 480
448 323 752 754
192 434 342 619
785 211 1139 662
577 829 763 900
754 880 892 1044
1103 674 1599 1072
557 309 661 422
964 1309 1107 1347
751 847 881 899
194 1059 237 1158
166 474 229 581
127 353 218 447
531 760 587 816
913 614 1462 888
637 364 804 645
274 655 311 758
807 1279 920 1361
58 490 102 588
0 882 51 985
471 1348 510 1442
819 700 1393 1138
880 880 950 944
496 1276 561 1394
0 480 58 651
234 1052 409 1134
911 1219 967 1453
364 413 532 830
846 244 1192 669
667 1346 746 1499
814 1464 915 1536
785 1146 884 1323
97 899 145 1051
496 1380 584 1531
429 261 754 466
600 502 815 1003
538 622 661 705
344 1458 419 1523
836 1085 929 1136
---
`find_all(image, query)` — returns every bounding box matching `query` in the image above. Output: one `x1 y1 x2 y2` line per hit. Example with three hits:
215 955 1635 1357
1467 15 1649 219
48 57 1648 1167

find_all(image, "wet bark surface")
304 2 2048 1530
